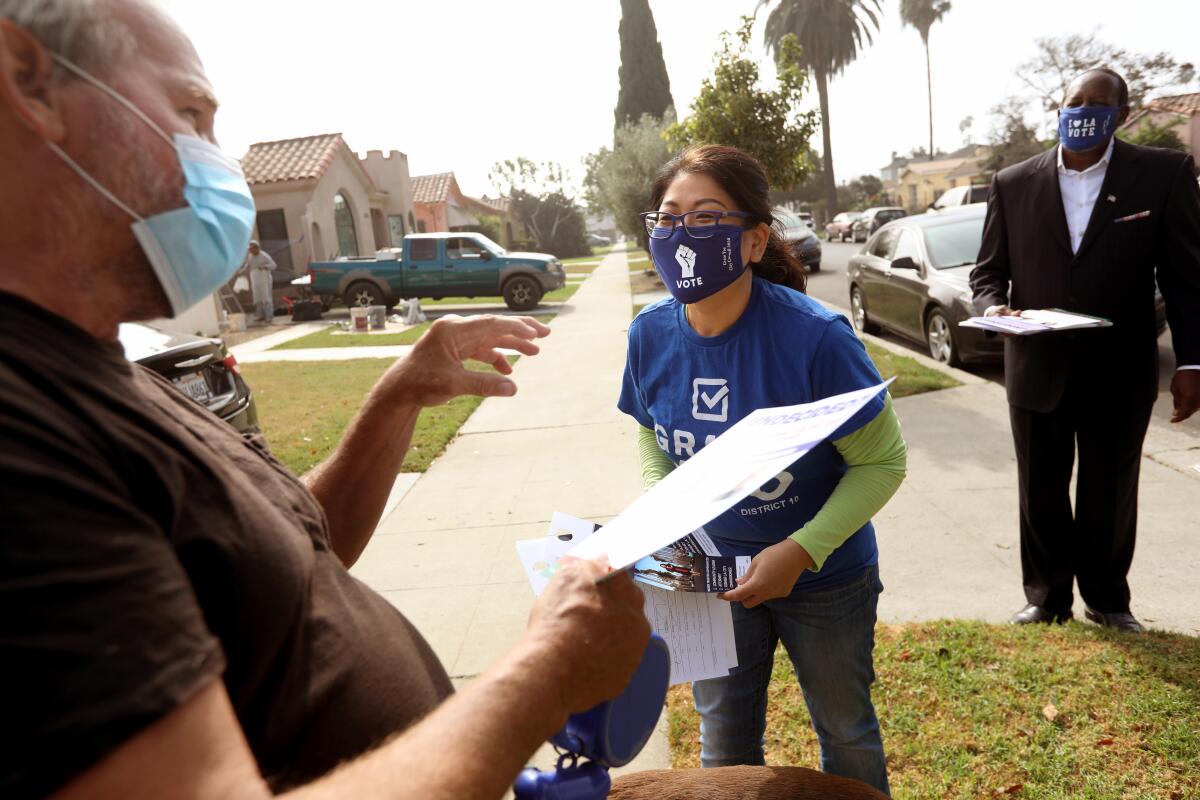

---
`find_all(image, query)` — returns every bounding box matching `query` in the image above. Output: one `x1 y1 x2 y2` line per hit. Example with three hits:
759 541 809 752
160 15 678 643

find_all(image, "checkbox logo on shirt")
692 378 730 422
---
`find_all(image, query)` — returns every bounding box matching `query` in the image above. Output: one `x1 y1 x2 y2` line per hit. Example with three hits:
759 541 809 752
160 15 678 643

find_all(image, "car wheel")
850 286 880 335
503 275 543 311
344 281 383 308
925 309 960 366
807 261 821 274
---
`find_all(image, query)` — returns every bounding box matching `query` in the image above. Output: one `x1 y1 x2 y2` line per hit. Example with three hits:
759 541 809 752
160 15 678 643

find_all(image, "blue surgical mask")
1058 105 1120 153
44 55 256 316
649 224 746 304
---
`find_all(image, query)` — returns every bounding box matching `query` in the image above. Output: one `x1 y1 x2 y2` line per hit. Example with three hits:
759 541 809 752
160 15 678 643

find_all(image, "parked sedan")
118 323 258 432
851 207 907 243
846 205 1001 366
825 212 863 242
774 208 822 272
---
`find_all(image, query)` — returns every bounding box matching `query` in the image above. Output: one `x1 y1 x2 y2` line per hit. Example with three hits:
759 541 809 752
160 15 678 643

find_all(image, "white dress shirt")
987 140 1198 372
1057 137 1114 255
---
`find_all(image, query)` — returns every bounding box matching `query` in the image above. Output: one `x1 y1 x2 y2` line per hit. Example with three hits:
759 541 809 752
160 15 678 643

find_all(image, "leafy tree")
489 158 590 258
982 98 1052 174
665 17 817 190
1017 32 1196 111
1118 116 1188 152
900 0 951 161
759 0 882 214
846 174 886 209
614 0 675 133
584 113 673 250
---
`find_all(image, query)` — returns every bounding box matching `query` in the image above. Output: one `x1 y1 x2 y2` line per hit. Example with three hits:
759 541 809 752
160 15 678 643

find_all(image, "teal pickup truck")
308 232 565 312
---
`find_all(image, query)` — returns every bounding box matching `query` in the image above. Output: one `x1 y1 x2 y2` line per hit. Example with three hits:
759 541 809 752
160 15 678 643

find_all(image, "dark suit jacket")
970 139 1200 412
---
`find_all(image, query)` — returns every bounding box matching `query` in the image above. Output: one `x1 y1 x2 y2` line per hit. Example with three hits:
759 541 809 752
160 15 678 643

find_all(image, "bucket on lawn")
367 305 387 330
350 306 369 331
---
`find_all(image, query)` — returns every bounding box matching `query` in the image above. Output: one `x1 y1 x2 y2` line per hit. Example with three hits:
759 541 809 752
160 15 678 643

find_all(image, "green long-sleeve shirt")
637 393 907 572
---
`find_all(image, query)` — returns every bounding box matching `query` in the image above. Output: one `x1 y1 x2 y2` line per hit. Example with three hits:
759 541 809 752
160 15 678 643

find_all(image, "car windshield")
923 216 985 269
472 234 506 254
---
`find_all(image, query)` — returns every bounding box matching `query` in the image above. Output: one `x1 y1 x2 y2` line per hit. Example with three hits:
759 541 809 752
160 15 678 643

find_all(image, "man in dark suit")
971 68 1200 632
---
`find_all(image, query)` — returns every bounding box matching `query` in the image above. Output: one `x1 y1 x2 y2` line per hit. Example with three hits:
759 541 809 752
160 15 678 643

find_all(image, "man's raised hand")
388 314 551 407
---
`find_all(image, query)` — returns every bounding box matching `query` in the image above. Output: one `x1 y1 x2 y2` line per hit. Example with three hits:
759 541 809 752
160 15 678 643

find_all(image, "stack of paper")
960 309 1111 335
515 512 738 685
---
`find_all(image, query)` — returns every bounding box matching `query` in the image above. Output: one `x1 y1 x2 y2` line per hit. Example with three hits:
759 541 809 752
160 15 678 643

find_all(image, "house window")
408 210 416 232
388 214 406 245
417 219 428 233
333 192 359 257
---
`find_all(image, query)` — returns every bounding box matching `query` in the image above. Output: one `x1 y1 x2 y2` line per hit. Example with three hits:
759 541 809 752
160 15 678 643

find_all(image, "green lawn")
668 620 1200 798
419 283 579 307
241 358 516 475
864 340 960 398
272 314 556 350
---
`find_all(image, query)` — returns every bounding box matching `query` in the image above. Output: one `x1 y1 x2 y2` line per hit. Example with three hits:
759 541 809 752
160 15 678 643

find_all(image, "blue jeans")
692 564 889 795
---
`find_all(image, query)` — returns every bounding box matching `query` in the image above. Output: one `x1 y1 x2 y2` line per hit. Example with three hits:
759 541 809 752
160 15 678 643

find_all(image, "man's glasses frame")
639 210 755 239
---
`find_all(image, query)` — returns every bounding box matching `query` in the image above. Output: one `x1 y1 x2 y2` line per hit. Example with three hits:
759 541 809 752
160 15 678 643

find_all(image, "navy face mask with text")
649 224 747 304
1058 105 1119 152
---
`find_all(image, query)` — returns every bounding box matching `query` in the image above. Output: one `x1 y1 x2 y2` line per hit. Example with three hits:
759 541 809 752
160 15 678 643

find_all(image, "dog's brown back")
610 766 888 800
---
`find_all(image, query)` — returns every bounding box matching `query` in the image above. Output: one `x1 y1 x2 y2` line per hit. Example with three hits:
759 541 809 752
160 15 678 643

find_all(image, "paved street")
810 239 1198 439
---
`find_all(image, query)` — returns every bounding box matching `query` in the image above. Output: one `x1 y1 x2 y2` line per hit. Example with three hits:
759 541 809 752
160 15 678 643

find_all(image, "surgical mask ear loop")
44 141 143 221
41 52 181 223
49 53 174 147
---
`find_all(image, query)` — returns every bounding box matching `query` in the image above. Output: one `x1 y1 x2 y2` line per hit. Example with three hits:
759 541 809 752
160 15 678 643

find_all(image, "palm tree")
759 0 882 217
900 0 952 161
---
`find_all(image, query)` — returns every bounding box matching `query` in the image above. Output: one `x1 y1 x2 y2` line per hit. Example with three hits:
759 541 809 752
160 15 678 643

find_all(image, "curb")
820 299 987 387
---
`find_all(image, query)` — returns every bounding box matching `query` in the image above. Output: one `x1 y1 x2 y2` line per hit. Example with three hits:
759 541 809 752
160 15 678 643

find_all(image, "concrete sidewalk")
348 248 671 777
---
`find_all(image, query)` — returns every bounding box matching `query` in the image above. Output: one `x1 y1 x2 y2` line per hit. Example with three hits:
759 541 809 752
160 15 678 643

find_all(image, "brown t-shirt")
0 293 452 798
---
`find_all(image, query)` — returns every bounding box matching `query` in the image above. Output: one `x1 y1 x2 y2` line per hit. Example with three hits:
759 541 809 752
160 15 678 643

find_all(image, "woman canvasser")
619 145 906 795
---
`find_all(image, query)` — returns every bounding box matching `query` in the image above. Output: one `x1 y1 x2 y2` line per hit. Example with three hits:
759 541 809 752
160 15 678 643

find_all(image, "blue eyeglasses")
639 210 755 239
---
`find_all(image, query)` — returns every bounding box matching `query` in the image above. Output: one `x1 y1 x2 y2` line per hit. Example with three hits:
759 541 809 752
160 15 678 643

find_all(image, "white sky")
162 0 1197 199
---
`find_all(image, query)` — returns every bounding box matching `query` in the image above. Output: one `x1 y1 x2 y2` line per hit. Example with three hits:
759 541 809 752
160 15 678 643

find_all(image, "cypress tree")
614 0 675 134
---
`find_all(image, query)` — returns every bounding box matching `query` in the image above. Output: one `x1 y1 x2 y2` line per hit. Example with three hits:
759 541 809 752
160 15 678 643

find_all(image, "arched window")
333 192 359 257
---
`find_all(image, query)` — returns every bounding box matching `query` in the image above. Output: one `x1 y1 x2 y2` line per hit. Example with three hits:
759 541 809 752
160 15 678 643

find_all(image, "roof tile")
241 133 344 185
411 173 455 204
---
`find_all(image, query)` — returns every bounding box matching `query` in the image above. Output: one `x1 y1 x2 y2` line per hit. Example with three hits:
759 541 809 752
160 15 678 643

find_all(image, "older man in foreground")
0 1 650 798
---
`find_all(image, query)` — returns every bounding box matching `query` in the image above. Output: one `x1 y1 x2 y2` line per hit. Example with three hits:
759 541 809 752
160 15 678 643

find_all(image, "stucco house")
240 133 418 274
1121 92 1200 164
411 172 480 235
895 146 991 212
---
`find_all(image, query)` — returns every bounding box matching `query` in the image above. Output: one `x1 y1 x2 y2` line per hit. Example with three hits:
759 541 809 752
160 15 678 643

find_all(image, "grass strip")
864 341 960 398
420 283 579 307
272 314 555 350
242 357 517 475
668 620 1200 798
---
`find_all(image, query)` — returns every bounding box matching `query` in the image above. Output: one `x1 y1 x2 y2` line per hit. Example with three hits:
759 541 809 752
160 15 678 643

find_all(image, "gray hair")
0 0 137 81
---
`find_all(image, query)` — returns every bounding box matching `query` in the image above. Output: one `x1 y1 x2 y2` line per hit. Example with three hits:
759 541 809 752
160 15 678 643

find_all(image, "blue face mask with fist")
649 224 747 305
1058 105 1120 153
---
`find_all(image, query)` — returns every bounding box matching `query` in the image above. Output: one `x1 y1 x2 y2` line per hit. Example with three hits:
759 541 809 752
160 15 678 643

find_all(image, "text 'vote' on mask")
649 225 747 305
1058 105 1120 153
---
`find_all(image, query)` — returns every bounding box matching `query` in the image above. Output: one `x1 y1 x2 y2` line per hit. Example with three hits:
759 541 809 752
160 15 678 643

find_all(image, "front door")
444 236 495 296
255 209 294 273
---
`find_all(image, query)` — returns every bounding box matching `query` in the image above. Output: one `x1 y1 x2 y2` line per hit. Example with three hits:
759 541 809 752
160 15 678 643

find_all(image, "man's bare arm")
51 560 651 800
304 315 551 567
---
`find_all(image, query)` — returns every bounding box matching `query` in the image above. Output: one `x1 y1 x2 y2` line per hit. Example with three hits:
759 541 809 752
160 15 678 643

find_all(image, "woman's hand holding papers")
526 557 651 717
717 540 815 609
